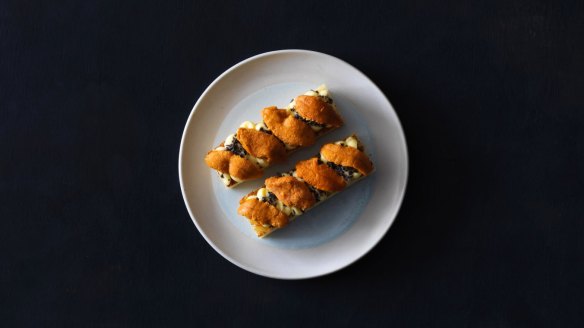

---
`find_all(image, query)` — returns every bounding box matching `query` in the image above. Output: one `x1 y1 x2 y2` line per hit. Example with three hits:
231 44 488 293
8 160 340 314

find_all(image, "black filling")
307 184 329 203
218 172 235 186
225 137 247 158
262 192 278 207
258 127 272 135
259 191 305 217
263 192 297 216
319 95 333 104
292 111 327 129
326 162 359 182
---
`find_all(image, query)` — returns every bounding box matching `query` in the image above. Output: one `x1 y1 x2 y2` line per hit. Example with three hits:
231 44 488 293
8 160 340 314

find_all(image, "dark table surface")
2 0 584 326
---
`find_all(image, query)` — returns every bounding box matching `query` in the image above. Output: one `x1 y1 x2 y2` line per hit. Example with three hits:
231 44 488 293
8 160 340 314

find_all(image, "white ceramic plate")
179 50 408 279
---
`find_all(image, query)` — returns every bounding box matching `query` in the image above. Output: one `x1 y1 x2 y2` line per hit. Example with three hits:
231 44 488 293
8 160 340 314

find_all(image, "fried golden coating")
204 149 231 174
204 150 263 181
265 176 316 210
238 198 289 230
295 158 346 192
229 155 263 180
236 128 286 164
320 144 374 175
261 106 316 148
294 95 343 127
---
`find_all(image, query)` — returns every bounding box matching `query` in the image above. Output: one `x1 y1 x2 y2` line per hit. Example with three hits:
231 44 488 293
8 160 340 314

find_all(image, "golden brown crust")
265 176 316 210
320 144 374 175
237 198 289 229
294 95 343 127
236 128 286 164
204 150 231 173
295 158 346 192
204 150 263 181
252 225 273 238
261 106 316 148
229 155 263 180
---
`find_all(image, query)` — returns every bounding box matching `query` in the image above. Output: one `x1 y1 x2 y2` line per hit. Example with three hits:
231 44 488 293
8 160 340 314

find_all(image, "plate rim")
178 49 409 279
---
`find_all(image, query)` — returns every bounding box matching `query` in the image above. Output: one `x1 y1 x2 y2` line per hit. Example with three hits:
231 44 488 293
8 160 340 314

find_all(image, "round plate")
179 50 408 279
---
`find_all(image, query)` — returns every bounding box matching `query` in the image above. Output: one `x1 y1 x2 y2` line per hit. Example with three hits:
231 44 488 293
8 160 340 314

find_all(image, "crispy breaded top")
265 176 316 210
204 150 231 173
236 128 286 164
320 144 374 175
238 198 289 229
295 158 346 192
229 155 263 180
294 95 343 127
261 106 316 147
204 150 263 181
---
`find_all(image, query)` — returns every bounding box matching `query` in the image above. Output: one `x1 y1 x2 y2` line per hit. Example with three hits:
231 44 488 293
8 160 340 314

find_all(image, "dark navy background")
2 1 584 326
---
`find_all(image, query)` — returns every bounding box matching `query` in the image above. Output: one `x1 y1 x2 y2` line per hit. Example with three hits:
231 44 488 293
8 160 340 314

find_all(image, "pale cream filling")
240 120 266 131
